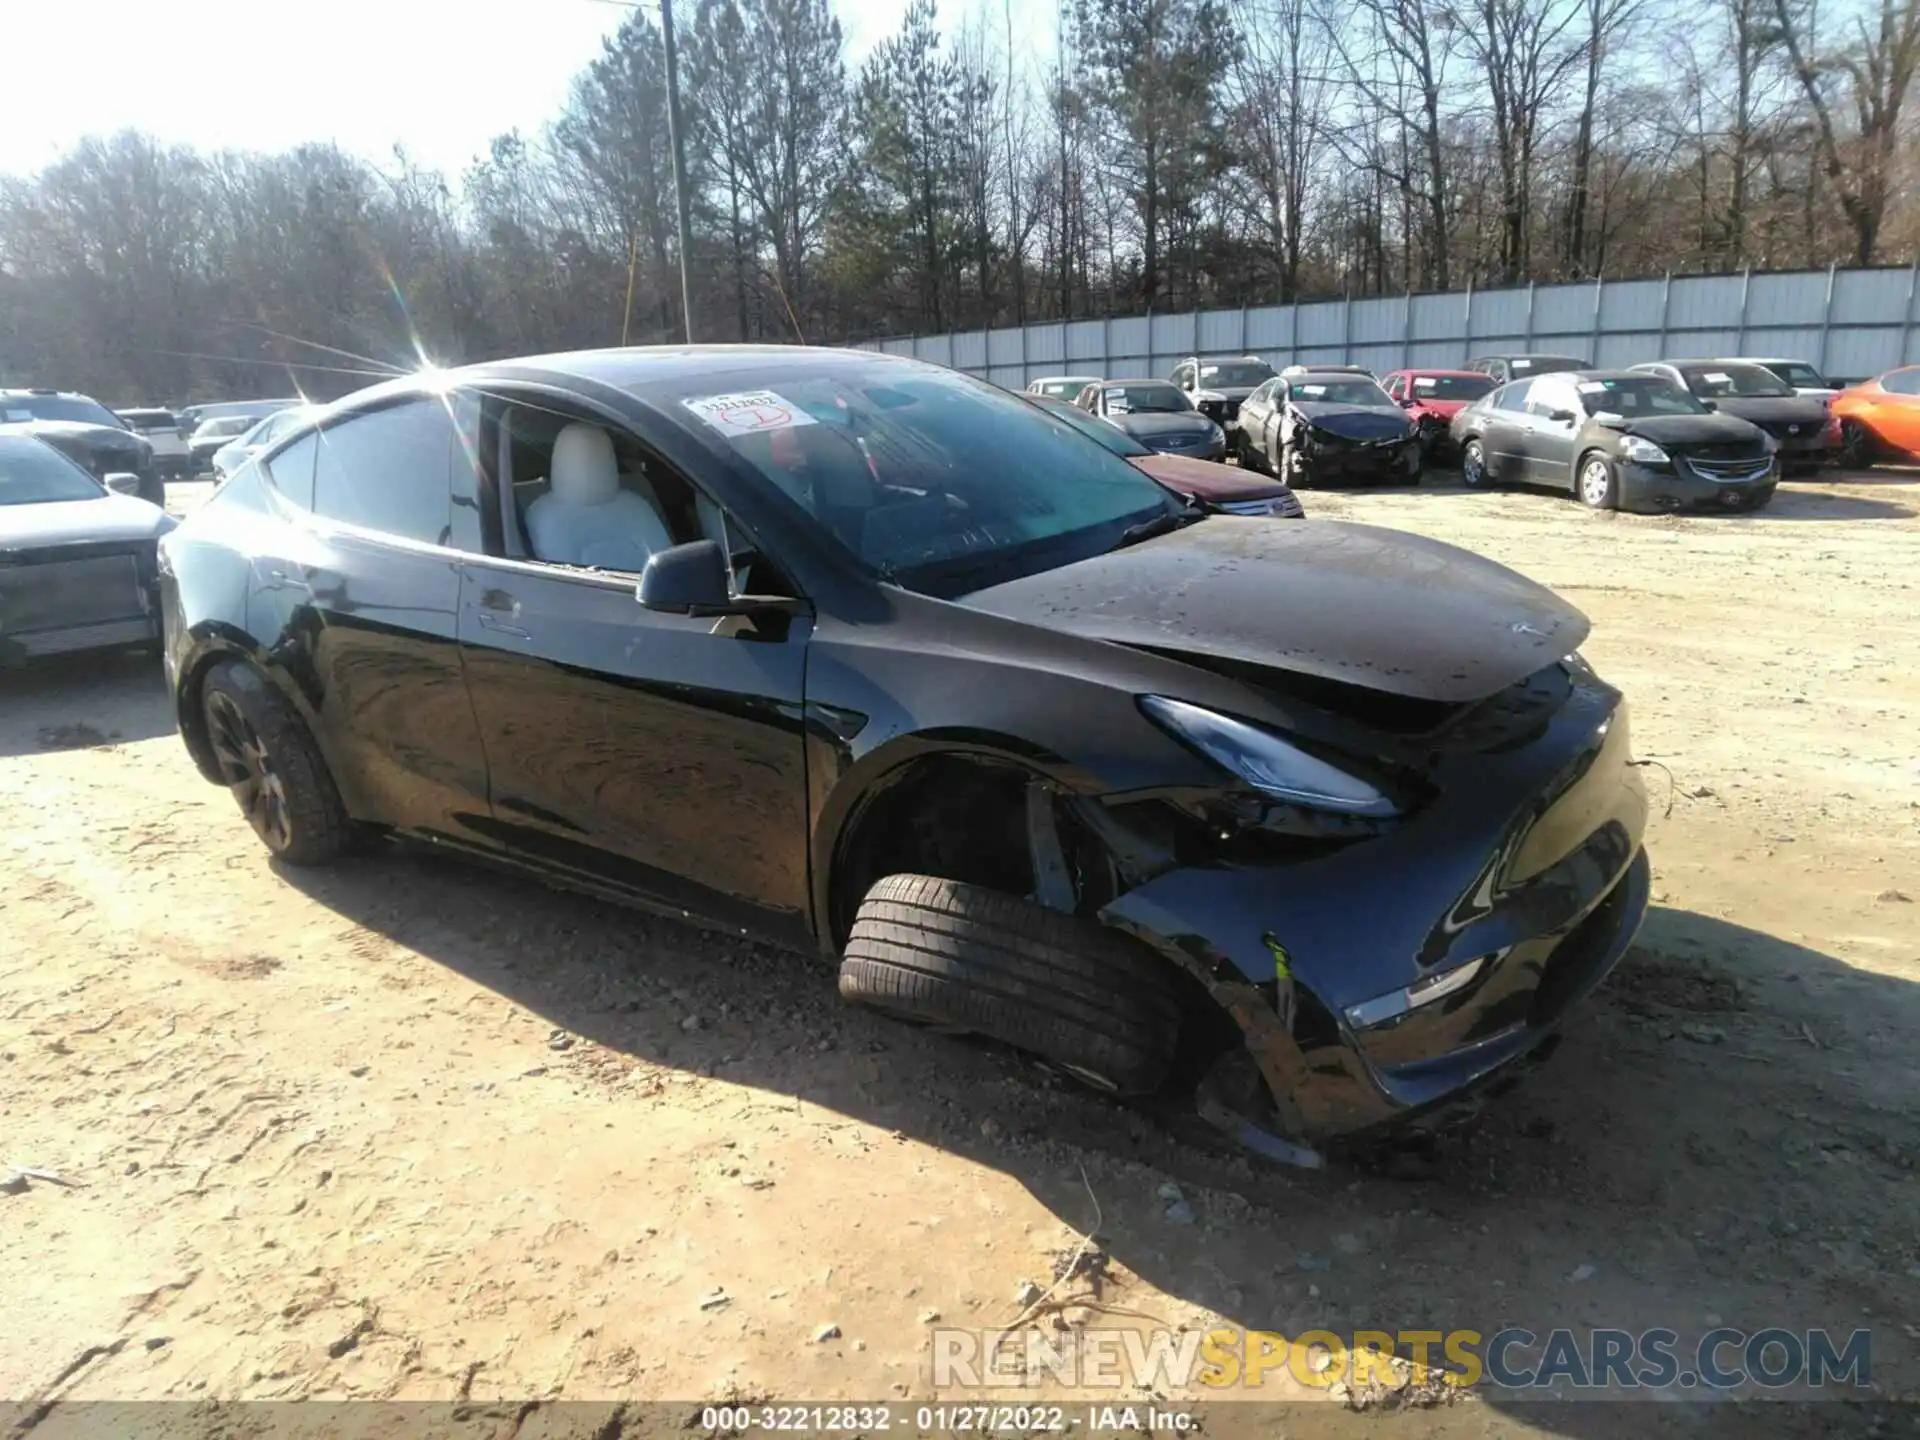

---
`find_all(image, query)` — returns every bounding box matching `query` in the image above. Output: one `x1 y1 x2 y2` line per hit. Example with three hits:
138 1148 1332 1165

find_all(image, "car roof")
1566 369 1654 382
1473 353 1588 362
1395 368 1482 378
1287 368 1377 379
1101 377 1180 386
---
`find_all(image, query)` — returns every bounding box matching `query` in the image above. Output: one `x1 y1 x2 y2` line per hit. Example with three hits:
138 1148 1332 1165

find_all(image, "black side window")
264 433 319 509
1495 380 1535 412
312 400 456 545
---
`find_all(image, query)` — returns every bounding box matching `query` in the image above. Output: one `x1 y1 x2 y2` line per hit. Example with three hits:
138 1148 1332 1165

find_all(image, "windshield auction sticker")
684 390 819 436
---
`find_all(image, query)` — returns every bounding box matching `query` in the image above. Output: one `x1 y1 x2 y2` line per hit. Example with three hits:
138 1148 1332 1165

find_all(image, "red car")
1028 394 1304 517
1380 369 1497 461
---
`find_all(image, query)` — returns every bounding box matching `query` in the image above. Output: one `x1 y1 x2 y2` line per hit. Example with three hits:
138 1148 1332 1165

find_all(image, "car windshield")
1103 383 1190 414
1029 397 1150 458
1198 361 1274 387
1407 374 1494 401
658 358 1178 596
1 394 125 428
1761 362 1827 388
1290 378 1394 406
1678 364 1794 398
0 435 104 505
1576 376 1710 416
1032 378 1092 399
1502 357 1585 376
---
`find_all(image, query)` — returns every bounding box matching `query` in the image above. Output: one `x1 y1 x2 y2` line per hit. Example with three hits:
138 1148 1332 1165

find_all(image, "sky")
0 0 1057 181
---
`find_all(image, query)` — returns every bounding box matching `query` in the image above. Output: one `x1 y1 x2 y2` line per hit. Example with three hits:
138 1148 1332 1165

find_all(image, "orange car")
1830 365 1920 466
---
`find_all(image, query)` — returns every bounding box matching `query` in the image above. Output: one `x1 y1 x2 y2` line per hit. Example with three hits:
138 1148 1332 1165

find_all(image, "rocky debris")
1164 1200 1197 1226
1568 1263 1596 1283
1876 888 1912 903
813 1323 841 1343
1014 1279 1043 1307
547 1029 575 1051
1679 1024 1727 1044
698 1289 731 1310
680 1015 705 1033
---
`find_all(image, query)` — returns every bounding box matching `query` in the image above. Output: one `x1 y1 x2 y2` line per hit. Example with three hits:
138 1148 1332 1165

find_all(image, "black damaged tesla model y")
159 346 1649 1161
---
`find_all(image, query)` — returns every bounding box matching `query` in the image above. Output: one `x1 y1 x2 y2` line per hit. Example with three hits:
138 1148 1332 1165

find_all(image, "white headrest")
550 423 619 506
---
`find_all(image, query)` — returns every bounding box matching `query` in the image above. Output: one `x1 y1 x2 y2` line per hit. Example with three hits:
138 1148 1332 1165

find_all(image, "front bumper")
0 545 162 665
1292 435 1421 483
1618 455 1778 513
1101 672 1649 1138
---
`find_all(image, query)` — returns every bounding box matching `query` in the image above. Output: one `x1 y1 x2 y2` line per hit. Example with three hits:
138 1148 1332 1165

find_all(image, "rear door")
244 397 493 841
450 386 815 946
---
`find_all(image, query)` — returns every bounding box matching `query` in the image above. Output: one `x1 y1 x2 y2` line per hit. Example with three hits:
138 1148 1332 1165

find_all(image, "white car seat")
524 423 672 571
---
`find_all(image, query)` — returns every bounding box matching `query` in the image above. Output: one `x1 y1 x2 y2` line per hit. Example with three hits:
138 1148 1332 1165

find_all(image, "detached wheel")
201 660 353 865
839 874 1183 1095
1460 437 1492 488
1577 452 1620 510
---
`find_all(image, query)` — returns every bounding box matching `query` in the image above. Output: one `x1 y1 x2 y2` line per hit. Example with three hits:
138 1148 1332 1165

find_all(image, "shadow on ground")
0 649 173 758
269 841 1917 1432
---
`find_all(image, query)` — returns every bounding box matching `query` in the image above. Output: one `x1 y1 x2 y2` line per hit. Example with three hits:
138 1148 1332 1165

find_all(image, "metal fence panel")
1196 309 1246 352
856 266 1918 388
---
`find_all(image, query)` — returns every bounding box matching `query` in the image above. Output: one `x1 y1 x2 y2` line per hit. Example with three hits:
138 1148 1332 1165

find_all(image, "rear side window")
1493 380 1534 412
1881 369 1920 396
312 400 455 545
264 433 319 509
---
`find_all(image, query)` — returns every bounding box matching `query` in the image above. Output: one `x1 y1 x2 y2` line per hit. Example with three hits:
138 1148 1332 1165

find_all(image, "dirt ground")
2 468 1917 1436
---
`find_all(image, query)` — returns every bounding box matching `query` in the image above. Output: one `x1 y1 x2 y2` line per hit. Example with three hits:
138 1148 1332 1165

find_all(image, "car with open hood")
0 389 160 506
1828 365 1920 467
1449 368 1778 512
1628 360 1838 474
0 432 174 665
1380 369 1496 460
1073 379 1226 461
1028 394 1302 518
1235 370 1422 486
158 345 1649 1162
1170 355 1276 429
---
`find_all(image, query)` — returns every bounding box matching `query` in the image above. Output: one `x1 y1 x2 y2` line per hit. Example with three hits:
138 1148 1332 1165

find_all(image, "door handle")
476 611 530 638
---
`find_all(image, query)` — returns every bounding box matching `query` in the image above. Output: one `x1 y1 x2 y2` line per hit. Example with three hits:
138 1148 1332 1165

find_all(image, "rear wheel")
201 661 354 865
1577 452 1620 510
839 874 1184 1095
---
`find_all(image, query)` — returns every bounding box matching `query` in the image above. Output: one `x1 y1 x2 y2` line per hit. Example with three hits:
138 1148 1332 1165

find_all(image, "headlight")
1140 695 1398 818
1620 435 1670 465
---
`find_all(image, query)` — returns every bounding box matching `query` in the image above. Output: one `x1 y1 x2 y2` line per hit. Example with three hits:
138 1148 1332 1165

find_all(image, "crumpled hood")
1290 402 1414 442
0 493 174 551
960 518 1588 703
1114 411 1217 444
1130 453 1293 505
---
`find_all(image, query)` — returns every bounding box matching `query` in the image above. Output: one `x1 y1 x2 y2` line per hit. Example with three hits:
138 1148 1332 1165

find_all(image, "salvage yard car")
0 431 174 665
1626 360 1838 474
1 388 162 506
1235 370 1423 486
1169 354 1276 429
116 407 193 480
1828 364 1920 467
1463 354 1589 386
158 345 1649 1158
1451 369 1779 511
1073 379 1227 461
1029 394 1303 517
1379 369 1495 462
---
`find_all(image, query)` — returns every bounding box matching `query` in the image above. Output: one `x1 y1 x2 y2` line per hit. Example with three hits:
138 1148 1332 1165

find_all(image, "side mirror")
636 539 807 619
637 539 732 614
1400 395 1419 408
103 472 144 497
1700 398 1719 411
1548 408 1577 426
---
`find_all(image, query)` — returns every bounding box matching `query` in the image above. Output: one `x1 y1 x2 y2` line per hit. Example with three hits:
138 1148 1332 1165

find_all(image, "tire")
200 660 354 865
1744 482 1777 512
1460 437 1492 488
839 874 1183 1095
1398 443 1424 484
1577 451 1620 510
1839 418 1876 470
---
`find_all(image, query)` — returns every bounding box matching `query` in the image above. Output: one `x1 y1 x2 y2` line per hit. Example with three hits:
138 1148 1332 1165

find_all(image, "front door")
1521 376 1583 487
453 390 815 946
1478 380 1533 481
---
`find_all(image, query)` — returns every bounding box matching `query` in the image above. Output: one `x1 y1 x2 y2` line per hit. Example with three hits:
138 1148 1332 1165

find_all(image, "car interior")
490 401 773 592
